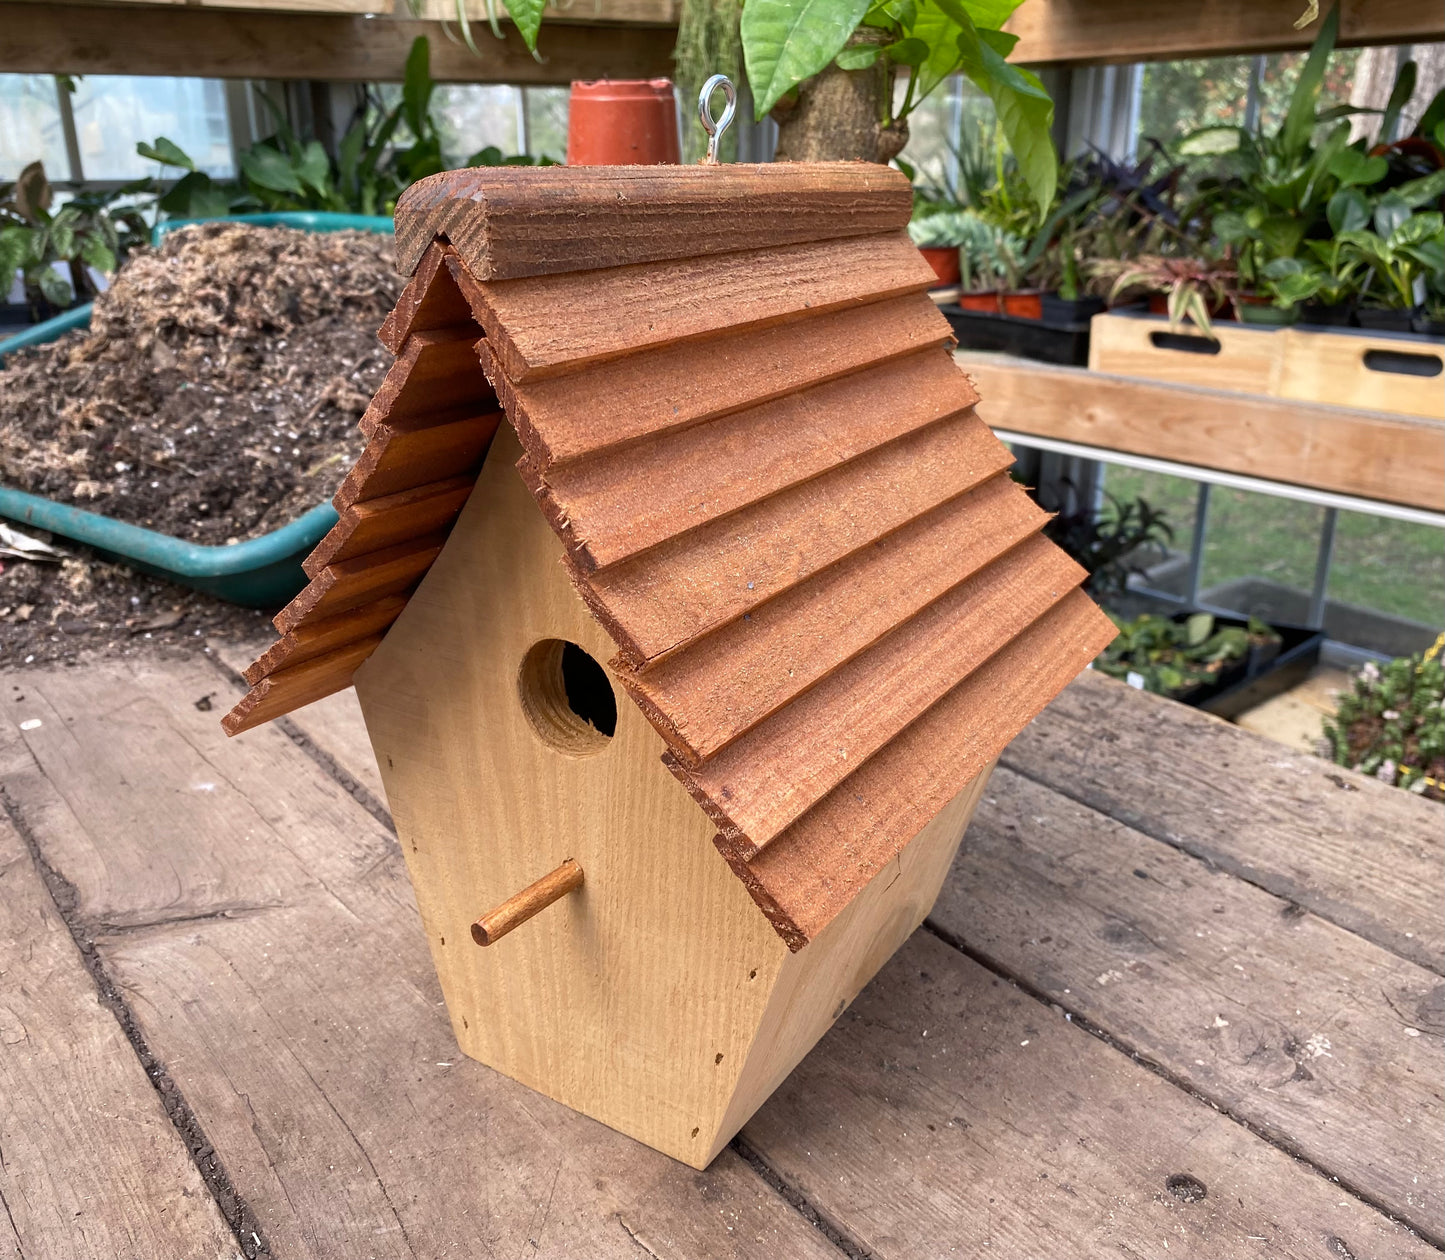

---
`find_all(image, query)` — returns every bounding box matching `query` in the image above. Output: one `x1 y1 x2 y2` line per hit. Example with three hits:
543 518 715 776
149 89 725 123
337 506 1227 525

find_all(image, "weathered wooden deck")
1 648 1440 1259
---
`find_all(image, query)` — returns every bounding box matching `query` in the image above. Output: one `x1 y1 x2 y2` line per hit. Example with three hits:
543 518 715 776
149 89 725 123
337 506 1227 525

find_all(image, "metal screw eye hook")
698 74 737 165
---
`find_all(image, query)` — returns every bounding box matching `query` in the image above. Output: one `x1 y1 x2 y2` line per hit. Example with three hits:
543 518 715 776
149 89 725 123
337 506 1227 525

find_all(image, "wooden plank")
578 414 1017 666
358 328 492 438
376 241 471 357
64 0 677 22
742 930 1440 1260
528 348 981 571
1004 0 1442 64
670 536 1084 854
721 589 1115 947
933 764 1445 1242
619 474 1047 765
304 476 474 576
98 895 841 1259
0 3 677 82
274 533 443 635
223 634 385 735
964 351 1445 512
0 658 399 930
332 410 499 510
0 813 237 1260
488 292 954 469
397 163 912 280
1004 669 1445 975
463 230 936 382
243 596 406 684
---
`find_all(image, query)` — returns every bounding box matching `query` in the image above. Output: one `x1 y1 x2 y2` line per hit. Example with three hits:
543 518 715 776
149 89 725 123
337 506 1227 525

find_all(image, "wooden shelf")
0 0 675 80
960 350 1445 516
1004 0 1443 65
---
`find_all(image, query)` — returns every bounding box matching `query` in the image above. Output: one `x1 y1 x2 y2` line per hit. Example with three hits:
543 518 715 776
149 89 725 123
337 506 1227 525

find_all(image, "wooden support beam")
1005 0 1443 65
471 858 585 946
0 2 676 81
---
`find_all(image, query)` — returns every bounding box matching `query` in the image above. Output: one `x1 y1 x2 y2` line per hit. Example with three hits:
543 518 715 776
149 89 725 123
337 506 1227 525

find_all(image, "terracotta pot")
959 291 1003 314
918 247 960 287
1001 290 1043 320
567 79 680 166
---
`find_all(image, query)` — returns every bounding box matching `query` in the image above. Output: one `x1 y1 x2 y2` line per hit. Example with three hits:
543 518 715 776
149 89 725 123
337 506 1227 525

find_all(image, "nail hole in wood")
518 639 617 756
1165 1173 1207 1204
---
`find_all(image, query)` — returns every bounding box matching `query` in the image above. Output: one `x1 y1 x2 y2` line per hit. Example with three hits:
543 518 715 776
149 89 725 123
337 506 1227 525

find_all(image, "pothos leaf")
883 36 929 66
742 0 875 118
508 0 548 53
939 0 1056 208
909 0 965 103
835 44 881 68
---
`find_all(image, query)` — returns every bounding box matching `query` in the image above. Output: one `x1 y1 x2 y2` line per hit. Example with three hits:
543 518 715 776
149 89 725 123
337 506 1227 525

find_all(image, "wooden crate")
1088 312 1445 419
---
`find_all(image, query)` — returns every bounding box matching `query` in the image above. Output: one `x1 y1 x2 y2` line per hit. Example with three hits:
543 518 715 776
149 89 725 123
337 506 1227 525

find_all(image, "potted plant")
908 209 966 287
1321 640 1444 801
1338 198 1445 332
956 211 1027 313
1096 611 1282 702
1090 254 1237 336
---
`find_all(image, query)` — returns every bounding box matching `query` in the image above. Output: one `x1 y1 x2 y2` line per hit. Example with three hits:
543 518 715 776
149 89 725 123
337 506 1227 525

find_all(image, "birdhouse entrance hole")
518 639 617 754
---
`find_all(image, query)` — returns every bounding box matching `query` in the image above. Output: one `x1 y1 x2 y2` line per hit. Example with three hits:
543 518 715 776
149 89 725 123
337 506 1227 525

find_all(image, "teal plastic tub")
0 211 393 606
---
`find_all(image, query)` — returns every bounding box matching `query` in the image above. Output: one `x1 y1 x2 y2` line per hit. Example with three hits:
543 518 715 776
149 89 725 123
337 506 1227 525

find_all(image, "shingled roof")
224 163 1116 950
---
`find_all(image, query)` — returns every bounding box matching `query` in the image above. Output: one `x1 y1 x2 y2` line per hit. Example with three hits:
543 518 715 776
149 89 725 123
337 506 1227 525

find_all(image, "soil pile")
0 222 400 542
0 222 402 666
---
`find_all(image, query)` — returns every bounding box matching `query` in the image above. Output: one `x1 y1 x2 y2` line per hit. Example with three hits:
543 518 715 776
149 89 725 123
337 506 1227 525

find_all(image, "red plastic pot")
567 79 680 166
918 247 960 288
1001 289 1043 320
959 291 1003 314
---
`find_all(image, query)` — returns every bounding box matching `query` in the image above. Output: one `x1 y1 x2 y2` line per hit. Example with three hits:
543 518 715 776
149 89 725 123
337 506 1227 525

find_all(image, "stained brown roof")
224 163 1116 949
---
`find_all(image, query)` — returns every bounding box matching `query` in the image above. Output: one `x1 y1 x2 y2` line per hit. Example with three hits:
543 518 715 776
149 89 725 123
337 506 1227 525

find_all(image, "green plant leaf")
1380 58 1416 145
1327 145 1386 188
508 0 548 51
14 162 52 224
836 43 881 67
941 0 1055 208
956 0 1022 26
882 36 928 65
402 37 435 136
1393 168 1445 210
240 146 305 196
36 266 72 307
1374 192 1410 239
910 0 965 103
1390 210 1444 249
1326 186 1370 234
0 226 32 279
79 235 116 275
1281 2 1336 159
136 137 195 171
297 140 332 197
742 0 875 118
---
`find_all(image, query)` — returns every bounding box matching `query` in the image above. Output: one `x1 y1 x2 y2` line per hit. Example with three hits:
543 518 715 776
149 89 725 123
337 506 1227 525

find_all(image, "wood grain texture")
1278 325 1445 420
358 327 491 437
619 473 1049 765
722 590 1116 946
395 163 913 279
304 476 474 576
0 4 677 83
0 658 397 931
353 426 992 1157
1004 669 1445 975
332 410 499 509
242 594 407 684
460 230 936 382
966 351 1445 511
375 240 470 356
670 535 1084 853
486 292 953 469
273 533 444 635
0 814 237 1260
742 930 1440 1260
529 348 981 571
222 634 385 735
1005 0 1443 65
936 764 1445 1244
575 415 1016 666
1087 313 1283 395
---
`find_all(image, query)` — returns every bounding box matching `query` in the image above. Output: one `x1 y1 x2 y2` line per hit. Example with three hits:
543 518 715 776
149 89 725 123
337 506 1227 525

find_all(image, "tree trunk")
771 30 907 164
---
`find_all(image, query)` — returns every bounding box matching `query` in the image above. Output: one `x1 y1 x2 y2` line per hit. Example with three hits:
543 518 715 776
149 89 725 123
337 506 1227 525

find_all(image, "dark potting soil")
0 222 403 667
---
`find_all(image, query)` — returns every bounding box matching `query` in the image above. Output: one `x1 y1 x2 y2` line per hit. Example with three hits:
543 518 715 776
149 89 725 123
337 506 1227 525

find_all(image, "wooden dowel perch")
471 858 585 946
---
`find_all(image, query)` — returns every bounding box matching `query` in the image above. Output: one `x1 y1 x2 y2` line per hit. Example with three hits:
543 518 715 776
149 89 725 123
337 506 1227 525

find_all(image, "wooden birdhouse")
223 163 1116 1169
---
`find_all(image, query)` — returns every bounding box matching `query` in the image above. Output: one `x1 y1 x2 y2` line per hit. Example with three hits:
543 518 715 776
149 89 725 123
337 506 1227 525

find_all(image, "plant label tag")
1126 671 1147 691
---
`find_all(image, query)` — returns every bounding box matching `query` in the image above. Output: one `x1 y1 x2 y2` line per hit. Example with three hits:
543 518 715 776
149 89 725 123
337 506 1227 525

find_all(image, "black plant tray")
939 305 1091 366
1167 612 1324 719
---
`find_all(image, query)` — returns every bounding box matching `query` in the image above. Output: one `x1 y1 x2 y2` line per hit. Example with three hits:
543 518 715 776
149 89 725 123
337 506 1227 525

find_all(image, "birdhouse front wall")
351 423 994 1166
